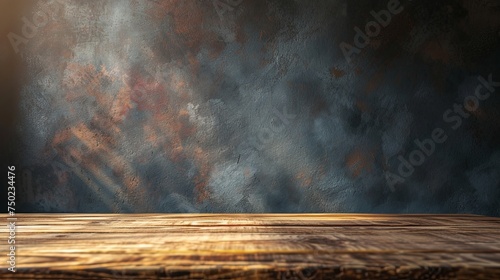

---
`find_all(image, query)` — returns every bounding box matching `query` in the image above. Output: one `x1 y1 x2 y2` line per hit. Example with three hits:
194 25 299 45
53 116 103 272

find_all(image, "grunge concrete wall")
4 0 500 215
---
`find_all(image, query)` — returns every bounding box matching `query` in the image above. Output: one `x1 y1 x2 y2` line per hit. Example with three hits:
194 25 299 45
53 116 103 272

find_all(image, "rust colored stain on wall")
3 0 500 214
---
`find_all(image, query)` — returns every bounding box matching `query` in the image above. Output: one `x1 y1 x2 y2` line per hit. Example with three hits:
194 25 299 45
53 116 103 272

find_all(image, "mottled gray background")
1 0 499 215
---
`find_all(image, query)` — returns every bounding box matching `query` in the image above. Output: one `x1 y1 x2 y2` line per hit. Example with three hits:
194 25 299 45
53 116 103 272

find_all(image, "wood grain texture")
1 214 500 279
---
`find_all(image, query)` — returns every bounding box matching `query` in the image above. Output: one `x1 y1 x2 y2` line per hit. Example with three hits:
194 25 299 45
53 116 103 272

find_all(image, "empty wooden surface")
1 214 500 279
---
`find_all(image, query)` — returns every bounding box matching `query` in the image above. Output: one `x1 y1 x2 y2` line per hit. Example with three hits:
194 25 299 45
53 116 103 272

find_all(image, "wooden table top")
1 214 500 279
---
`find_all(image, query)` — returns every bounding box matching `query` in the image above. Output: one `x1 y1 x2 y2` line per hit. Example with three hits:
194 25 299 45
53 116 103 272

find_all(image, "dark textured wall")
2 0 500 215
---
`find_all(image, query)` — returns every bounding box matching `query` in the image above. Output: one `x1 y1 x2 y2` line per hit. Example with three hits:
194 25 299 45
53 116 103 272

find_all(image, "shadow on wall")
3 0 500 215
0 1 32 206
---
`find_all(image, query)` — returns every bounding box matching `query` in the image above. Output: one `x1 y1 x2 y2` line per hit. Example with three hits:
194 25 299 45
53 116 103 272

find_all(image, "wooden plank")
1 214 500 279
